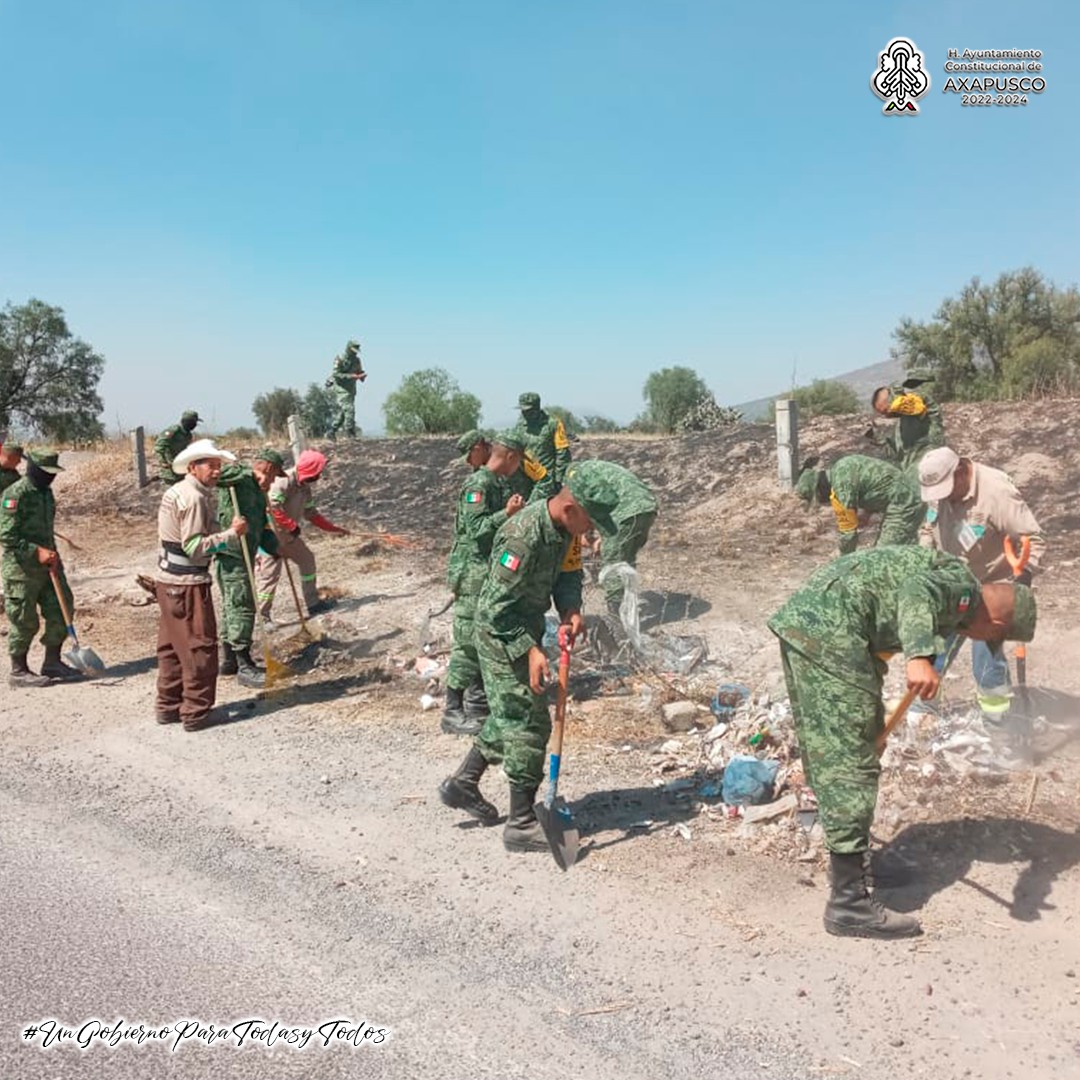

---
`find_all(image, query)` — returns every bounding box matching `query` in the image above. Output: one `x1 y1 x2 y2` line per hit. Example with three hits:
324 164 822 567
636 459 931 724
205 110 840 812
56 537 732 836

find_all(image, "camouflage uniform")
0 474 73 657
327 340 365 439
154 412 199 485
767 547 986 855
515 393 571 497
564 459 657 613
446 467 514 693
215 465 278 651
873 374 945 472
473 500 583 788
0 465 20 495
797 454 923 556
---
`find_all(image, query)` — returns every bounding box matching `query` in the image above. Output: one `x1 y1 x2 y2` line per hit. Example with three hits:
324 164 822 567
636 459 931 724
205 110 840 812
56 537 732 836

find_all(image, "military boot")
503 785 548 853
235 648 266 689
220 642 238 676
440 685 467 734
438 747 499 825
8 653 51 688
463 679 490 722
824 852 922 939
41 645 83 681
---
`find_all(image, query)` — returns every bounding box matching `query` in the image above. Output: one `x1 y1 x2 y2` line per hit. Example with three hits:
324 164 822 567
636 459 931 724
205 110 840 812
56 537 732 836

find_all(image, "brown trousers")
155 581 218 728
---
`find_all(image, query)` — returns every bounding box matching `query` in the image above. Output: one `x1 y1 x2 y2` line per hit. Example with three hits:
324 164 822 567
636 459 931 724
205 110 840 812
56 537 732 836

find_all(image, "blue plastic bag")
721 755 780 806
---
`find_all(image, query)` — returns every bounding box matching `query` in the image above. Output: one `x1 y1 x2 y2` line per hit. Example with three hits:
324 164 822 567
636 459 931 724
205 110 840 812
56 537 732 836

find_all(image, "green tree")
299 382 337 438
583 414 620 433
0 299 105 443
545 405 583 435
775 379 860 419
642 366 709 433
891 267 1080 400
252 387 303 437
382 368 481 435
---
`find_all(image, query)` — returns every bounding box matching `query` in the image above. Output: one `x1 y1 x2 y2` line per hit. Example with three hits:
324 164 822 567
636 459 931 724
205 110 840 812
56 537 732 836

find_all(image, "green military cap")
1008 584 1037 643
794 466 825 506
517 392 541 411
902 369 934 389
181 409 202 424
564 460 618 533
28 448 64 474
455 429 486 455
254 447 285 469
346 339 360 350
3 442 23 455
492 429 525 453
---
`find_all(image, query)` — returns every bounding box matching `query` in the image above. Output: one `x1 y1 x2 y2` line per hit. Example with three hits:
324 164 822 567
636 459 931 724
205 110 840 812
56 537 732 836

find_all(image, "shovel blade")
66 645 106 675
535 796 579 871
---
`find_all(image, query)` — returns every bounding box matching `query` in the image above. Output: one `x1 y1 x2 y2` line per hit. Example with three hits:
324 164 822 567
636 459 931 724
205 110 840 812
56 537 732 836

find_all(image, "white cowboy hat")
172 437 237 474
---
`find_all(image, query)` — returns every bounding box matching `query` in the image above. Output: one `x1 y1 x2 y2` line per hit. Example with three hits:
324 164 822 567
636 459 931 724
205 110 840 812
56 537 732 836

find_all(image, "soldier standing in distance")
868 370 945 472
327 339 367 440
154 410 202 485
515 392 571 498
768 546 1036 939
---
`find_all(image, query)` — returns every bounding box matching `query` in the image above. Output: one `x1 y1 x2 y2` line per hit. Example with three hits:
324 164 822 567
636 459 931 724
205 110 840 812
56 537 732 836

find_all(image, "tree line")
4 266 1079 446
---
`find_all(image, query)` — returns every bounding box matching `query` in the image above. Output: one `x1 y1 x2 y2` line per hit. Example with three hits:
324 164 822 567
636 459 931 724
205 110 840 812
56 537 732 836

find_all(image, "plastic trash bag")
721 755 780 806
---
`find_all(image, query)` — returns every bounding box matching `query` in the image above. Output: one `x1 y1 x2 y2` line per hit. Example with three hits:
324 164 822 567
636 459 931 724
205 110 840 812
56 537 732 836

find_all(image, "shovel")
535 625 580 871
876 685 920 756
1004 536 1032 689
49 568 106 675
229 488 293 685
417 594 454 649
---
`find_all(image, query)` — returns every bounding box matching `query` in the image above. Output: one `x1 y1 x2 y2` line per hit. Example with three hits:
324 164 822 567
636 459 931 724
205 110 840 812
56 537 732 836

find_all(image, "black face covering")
26 460 56 489
816 470 831 505
181 418 198 433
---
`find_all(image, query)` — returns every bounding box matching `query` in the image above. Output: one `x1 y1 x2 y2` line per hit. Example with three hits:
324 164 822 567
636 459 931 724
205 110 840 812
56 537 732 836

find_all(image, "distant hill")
733 358 904 421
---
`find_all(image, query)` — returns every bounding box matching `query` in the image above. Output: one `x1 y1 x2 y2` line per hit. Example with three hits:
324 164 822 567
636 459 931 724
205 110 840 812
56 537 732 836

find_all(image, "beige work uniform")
155 475 239 728
255 468 319 616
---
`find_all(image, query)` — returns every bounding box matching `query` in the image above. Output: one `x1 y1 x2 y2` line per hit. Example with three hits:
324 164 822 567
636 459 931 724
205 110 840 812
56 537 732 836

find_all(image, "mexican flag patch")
466 491 483 505
499 551 521 572
958 590 972 614
1 496 16 512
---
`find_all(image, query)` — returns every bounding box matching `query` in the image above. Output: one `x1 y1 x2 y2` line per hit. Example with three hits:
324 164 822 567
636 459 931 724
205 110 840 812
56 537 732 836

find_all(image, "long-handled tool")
229 489 292 685
535 626 580 871
263 515 324 646
417 594 454 648
876 686 920 756
49 568 106 675
1004 535 1032 689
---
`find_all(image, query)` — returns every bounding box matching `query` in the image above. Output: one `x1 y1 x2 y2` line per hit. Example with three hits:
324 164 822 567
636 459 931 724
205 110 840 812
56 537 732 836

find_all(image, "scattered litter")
419 694 438 711
711 683 750 721
414 656 443 678
673 822 692 841
722 756 780 806
742 792 798 824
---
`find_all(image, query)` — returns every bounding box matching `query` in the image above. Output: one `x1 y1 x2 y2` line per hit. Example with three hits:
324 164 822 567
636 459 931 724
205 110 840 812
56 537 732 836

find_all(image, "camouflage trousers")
215 557 255 650
474 632 551 789
779 641 884 855
877 485 924 547
447 593 481 692
329 385 357 438
600 511 656 612
2 562 72 656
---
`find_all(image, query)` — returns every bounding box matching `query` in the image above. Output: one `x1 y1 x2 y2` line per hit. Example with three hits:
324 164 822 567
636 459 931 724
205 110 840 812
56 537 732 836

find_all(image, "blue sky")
1 1 1076 434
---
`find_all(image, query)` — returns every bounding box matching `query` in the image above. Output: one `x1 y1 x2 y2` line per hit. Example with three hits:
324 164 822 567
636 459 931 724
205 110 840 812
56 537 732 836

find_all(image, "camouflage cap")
2 442 23 456
902 369 934 389
1008 584 1037 643
564 460 618 533
492 429 525 453
181 409 202 424
517 392 541 411
27 448 64 474
455 429 486 455
254 448 286 470
346 339 360 350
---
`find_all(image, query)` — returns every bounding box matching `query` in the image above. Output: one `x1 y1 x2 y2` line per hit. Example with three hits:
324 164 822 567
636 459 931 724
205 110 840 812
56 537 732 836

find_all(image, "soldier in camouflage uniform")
515 392 571 498
0 441 23 494
794 453 923 555
0 449 81 687
215 449 284 688
869 371 945 472
768 546 1036 939
326 339 367 440
154 410 201 485
442 432 528 736
440 477 607 852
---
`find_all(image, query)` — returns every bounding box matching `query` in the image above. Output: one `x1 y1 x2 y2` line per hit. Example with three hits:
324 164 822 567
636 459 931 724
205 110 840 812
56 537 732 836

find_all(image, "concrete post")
131 426 149 488
775 399 799 489
287 414 306 461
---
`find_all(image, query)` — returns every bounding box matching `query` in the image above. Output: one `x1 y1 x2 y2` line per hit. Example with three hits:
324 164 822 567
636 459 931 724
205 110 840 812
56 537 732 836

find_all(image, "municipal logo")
871 37 931 114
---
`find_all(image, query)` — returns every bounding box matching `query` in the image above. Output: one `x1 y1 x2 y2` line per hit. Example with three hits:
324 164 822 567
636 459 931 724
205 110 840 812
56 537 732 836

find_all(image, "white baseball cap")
919 447 961 501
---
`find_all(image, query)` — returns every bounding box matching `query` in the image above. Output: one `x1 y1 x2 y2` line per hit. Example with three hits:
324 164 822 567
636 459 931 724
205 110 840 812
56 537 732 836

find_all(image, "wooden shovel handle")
876 685 921 756
49 568 76 631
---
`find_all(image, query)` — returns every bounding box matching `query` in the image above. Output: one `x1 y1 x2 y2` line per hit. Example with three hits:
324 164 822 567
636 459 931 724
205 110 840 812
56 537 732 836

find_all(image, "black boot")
824 852 922 939
464 679 490 722
440 685 467 734
8 653 51 688
220 642 238 676
41 644 83 681
503 785 548 852
438 747 499 825
235 647 265 689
